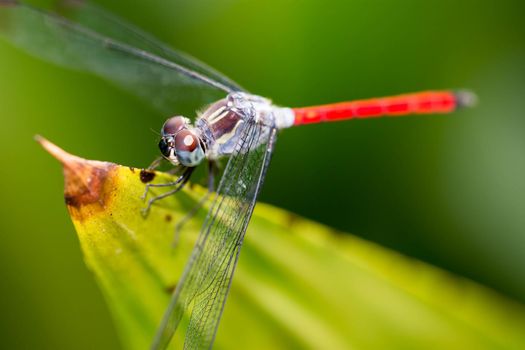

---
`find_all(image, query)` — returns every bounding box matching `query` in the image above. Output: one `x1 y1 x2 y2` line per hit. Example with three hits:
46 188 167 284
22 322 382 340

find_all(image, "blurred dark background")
1 0 524 348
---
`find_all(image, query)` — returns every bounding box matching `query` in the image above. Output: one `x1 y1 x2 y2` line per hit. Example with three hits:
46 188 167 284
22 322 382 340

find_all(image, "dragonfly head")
159 116 205 167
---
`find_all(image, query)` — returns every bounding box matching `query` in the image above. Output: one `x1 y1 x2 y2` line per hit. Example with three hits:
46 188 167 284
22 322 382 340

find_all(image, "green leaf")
38 136 525 350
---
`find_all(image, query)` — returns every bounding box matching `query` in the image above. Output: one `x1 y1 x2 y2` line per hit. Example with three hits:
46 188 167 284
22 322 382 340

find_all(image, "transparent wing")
55 1 243 92
152 123 277 350
0 2 241 116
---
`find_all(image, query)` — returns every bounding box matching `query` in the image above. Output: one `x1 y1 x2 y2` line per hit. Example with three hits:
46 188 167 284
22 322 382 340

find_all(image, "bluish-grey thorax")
196 96 246 159
197 93 295 159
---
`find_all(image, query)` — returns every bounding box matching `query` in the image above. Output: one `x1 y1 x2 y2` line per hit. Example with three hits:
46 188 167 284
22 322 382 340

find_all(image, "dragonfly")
0 2 476 349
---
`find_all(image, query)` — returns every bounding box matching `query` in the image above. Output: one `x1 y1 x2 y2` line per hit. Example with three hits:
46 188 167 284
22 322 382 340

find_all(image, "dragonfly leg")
141 167 194 217
172 161 216 248
167 165 185 175
147 156 164 170
140 166 188 201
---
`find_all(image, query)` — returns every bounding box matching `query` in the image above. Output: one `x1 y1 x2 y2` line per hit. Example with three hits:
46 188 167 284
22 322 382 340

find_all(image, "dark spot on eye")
165 214 172 222
140 169 155 183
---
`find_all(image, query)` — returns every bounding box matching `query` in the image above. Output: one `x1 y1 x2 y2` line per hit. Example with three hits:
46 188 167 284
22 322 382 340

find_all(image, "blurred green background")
1 0 524 349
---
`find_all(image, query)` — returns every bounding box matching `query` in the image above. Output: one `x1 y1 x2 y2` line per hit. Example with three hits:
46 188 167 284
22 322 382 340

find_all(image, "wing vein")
151 122 277 349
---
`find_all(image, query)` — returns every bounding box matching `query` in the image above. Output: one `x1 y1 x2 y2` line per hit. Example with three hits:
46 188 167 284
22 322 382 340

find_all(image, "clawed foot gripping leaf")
38 136 525 350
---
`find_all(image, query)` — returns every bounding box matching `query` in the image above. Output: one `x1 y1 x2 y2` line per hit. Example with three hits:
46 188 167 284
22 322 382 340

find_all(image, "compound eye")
174 130 205 167
175 130 198 152
158 138 172 157
162 116 188 136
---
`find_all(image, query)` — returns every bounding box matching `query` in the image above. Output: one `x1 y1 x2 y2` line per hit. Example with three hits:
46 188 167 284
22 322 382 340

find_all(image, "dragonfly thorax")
196 93 294 160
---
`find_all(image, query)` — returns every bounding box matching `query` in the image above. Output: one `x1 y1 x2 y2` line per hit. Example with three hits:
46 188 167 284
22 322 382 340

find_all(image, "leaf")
38 136 525 350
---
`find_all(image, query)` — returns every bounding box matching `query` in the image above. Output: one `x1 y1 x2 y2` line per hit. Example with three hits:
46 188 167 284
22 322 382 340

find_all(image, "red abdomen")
292 90 476 126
